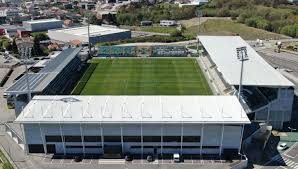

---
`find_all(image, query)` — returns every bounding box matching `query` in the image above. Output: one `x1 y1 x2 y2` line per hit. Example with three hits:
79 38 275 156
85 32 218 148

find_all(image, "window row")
130 146 220 149
45 135 201 143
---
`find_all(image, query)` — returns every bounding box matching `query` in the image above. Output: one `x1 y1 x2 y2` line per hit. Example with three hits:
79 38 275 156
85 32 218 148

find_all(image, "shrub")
280 24 298 37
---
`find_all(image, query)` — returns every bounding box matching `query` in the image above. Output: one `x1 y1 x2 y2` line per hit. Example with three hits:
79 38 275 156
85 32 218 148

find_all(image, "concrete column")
141 122 143 162
219 124 224 156
160 125 163 159
100 123 104 155
38 123 47 154
238 124 244 154
80 123 85 156
120 125 124 155
200 124 204 157
59 123 66 155
180 122 183 155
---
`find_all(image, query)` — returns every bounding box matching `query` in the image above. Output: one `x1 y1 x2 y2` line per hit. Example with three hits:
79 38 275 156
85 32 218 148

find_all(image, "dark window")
202 146 219 149
45 136 62 142
28 144 44 153
183 136 200 142
66 145 83 148
64 136 82 142
104 136 121 142
85 146 102 148
143 136 161 142
183 146 201 149
131 146 159 148
163 136 181 142
46 144 56 153
84 136 101 142
123 136 141 142
163 146 180 149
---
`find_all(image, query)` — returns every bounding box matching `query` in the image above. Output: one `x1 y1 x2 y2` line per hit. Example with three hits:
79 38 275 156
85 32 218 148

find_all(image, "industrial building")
197 36 295 129
48 25 131 44
23 19 63 32
15 95 250 156
4 47 83 115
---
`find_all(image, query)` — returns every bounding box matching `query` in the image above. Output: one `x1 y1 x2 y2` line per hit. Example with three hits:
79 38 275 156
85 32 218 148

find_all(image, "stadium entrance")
103 145 122 158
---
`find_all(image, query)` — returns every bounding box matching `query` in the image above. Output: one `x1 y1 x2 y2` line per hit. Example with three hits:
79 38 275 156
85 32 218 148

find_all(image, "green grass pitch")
72 58 212 95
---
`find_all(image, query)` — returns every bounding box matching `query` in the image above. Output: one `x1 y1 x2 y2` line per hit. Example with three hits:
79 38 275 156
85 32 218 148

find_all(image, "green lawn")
0 150 13 169
72 58 212 95
184 19 289 40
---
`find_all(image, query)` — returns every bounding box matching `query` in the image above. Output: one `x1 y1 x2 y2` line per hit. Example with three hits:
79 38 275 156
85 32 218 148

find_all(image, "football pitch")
72 58 212 95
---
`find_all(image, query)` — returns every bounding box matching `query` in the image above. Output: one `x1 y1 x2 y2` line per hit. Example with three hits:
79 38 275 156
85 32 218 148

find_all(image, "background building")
15 95 250 157
23 19 63 32
198 36 295 129
48 25 131 44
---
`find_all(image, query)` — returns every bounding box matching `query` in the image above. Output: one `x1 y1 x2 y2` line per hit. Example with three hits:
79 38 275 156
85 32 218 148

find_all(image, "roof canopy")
198 36 294 87
15 95 250 124
5 47 82 95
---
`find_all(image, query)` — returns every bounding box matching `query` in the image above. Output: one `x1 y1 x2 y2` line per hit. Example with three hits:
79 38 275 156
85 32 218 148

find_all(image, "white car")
173 153 180 163
277 143 288 151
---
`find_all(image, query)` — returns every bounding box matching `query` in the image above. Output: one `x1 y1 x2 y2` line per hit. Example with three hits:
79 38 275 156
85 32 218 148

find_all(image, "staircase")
4 123 25 150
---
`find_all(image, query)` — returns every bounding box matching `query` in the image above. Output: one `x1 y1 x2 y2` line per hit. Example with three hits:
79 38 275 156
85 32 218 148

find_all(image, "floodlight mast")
236 47 249 101
87 13 91 57
196 10 203 52
19 42 33 102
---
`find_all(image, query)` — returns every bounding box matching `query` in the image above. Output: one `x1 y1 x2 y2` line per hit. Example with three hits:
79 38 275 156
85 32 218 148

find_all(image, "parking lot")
25 154 241 169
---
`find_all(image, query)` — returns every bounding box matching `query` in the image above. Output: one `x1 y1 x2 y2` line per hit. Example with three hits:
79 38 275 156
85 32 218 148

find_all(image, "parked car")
173 153 180 163
147 155 154 162
74 156 83 162
277 143 289 151
125 155 133 161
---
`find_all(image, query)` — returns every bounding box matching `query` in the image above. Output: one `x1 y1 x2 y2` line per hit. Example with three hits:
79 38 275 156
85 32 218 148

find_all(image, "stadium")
11 36 294 160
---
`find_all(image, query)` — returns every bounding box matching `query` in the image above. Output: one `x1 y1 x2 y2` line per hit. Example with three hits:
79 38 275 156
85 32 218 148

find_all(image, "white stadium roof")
198 36 294 87
49 25 130 37
15 95 250 124
24 18 62 24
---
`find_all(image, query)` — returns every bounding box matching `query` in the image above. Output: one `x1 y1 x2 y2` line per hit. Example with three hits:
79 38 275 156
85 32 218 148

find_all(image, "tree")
245 17 257 28
12 38 18 54
2 40 11 51
32 37 43 56
31 32 49 41
170 30 182 37
90 14 102 25
280 25 298 38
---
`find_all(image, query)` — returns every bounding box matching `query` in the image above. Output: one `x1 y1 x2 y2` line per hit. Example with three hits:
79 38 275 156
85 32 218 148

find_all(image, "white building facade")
16 95 250 156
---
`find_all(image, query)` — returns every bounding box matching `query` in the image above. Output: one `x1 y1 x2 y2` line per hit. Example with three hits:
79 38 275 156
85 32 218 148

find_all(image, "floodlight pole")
236 47 249 101
19 43 33 102
87 14 91 57
196 10 203 52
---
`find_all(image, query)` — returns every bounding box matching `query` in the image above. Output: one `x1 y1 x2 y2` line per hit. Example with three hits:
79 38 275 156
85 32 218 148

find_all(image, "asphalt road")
256 48 298 90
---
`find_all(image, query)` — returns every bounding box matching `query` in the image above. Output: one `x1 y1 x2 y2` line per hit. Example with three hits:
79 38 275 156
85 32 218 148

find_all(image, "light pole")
18 41 33 102
236 46 249 100
86 13 92 57
196 10 203 52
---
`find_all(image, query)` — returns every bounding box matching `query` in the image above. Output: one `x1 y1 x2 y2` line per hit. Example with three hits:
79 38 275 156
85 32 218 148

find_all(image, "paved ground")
261 142 298 169
26 154 239 169
253 43 298 169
